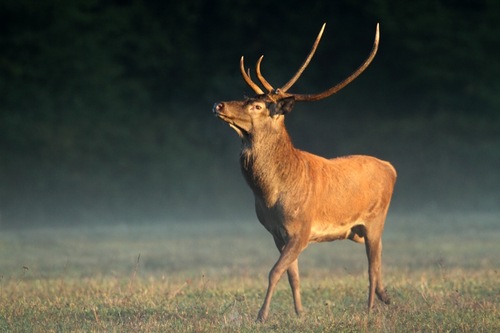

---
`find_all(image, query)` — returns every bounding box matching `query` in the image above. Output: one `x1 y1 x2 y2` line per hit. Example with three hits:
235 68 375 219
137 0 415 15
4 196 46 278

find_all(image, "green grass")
0 211 499 332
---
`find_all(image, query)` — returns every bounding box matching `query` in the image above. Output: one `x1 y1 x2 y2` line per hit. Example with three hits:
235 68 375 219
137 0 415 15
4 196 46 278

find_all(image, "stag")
213 23 396 322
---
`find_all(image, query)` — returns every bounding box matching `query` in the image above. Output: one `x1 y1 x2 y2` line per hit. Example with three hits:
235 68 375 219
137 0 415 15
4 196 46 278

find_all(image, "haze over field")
0 1 499 228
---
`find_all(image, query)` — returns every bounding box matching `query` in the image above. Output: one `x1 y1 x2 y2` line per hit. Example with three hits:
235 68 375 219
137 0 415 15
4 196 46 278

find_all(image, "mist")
0 1 499 228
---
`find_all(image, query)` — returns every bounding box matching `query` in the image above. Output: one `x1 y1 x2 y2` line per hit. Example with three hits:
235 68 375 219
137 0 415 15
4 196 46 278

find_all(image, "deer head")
213 96 295 138
213 23 379 138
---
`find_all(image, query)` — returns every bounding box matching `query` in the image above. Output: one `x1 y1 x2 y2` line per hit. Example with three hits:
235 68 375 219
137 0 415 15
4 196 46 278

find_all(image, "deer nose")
213 102 224 114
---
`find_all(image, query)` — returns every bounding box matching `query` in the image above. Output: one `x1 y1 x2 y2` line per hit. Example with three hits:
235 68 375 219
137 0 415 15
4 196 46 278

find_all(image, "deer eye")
254 104 262 110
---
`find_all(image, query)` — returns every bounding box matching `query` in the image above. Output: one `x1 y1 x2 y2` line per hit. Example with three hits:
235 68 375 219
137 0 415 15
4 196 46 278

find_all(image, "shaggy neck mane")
239 119 302 205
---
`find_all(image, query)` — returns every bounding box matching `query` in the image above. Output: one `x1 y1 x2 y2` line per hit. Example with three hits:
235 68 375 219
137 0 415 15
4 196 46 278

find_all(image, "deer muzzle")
212 102 224 115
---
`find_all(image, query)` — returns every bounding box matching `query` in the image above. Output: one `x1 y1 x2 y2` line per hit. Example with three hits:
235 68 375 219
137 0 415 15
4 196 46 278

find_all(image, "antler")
240 56 264 95
291 23 380 102
256 56 274 92
245 23 326 95
280 23 326 93
239 23 380 102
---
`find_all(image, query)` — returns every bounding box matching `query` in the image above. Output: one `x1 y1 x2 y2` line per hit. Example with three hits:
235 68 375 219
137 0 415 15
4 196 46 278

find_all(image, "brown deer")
213 23 396 322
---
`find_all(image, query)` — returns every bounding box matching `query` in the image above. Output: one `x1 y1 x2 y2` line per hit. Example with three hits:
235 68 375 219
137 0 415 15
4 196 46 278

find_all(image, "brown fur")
213 97 396 321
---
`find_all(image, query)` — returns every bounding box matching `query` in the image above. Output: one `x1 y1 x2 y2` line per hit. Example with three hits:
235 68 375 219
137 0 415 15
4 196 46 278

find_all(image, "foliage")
0 0 499 225
369 0 500 113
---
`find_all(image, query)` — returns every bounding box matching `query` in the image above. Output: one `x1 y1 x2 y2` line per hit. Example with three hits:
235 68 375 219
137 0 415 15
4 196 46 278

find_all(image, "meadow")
0 210 498 332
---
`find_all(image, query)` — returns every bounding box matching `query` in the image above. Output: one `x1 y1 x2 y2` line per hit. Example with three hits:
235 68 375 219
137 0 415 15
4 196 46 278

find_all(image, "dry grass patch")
0 211 498 332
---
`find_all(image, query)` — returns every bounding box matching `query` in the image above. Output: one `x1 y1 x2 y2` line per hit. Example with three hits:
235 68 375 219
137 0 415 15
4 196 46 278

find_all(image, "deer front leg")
287 258 303 316
273 236 303 317
257 238 304 322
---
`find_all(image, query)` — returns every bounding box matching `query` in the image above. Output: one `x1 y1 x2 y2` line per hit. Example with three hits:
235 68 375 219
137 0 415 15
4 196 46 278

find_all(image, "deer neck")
240 119 300 206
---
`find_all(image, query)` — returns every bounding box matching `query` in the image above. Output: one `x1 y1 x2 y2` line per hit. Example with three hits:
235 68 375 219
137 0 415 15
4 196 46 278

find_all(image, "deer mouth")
213 105 236 126
218 114 246 133
213 102 249 137
213 109 232 124
214 112 248 137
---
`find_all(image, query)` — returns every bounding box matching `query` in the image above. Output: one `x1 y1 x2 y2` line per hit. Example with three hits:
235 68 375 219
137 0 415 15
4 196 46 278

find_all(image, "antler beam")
292 23 380 102
239 23 380 103
280 23 326 93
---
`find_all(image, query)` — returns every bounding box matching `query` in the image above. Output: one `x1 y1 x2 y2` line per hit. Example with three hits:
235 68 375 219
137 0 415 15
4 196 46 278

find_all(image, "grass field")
0 210 498 332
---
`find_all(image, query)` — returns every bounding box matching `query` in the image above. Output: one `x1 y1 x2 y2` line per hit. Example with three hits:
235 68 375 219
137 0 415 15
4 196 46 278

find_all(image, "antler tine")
293 23 380 102
256 55 275 92
240 56 264 95
280 23 326 93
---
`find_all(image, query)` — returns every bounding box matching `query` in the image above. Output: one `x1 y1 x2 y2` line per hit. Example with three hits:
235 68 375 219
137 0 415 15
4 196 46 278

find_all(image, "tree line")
1 0 499 225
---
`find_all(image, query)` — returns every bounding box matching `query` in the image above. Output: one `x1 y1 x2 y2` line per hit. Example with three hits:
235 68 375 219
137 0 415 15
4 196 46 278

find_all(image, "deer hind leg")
364 222 390 309
258 237 305 322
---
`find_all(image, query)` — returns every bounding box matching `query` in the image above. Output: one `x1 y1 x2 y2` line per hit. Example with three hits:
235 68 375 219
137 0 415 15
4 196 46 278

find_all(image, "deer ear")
270 97 295 116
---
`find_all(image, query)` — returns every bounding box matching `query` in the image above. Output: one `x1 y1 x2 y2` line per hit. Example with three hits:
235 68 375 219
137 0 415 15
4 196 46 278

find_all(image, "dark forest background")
1 0 499 227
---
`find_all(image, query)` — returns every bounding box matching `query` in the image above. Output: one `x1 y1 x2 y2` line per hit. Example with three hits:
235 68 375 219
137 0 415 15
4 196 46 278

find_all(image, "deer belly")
309 223 353 243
